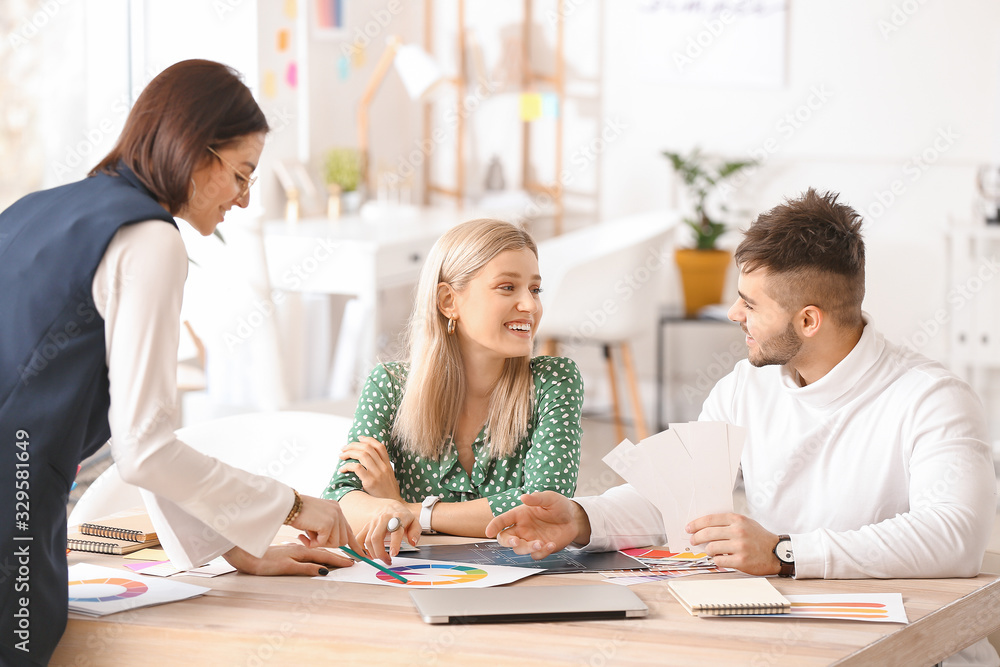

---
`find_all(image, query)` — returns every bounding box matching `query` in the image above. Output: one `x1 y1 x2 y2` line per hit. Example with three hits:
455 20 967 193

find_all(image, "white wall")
600 0 1000 361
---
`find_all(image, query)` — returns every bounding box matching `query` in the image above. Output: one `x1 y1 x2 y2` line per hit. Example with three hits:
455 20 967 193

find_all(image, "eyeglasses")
206 146 257 199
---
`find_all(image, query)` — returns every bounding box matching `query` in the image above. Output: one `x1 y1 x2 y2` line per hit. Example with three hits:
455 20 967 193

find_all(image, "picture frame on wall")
312 0 345 39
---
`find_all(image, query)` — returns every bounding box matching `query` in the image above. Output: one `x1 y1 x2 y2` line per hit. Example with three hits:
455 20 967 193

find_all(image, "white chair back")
537 211 680 343
68 411 353 526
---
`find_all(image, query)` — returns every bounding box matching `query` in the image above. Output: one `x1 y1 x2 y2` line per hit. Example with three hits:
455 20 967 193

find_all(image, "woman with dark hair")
0 59 360 665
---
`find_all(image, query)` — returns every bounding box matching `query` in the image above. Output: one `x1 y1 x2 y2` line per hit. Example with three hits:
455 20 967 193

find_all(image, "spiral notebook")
67 532 158 555
667 578 790 616
80 514 157 543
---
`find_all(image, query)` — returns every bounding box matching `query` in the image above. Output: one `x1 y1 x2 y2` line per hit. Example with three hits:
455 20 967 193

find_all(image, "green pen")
340 546 409 584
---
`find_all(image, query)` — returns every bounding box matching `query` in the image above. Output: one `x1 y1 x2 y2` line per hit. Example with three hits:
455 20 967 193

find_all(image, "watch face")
776 540 794 563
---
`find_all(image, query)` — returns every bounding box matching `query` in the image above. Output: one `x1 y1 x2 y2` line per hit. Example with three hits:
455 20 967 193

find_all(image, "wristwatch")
773 534 795 578
419 495 440 534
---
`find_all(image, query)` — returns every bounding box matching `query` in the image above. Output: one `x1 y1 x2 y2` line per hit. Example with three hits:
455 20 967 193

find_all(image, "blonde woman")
322 219 583 563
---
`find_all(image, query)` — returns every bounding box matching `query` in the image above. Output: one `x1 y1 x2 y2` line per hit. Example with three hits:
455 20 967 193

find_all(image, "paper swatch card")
603 422 745 552
313 556 540 589
716 593 908 623
68 563 209 617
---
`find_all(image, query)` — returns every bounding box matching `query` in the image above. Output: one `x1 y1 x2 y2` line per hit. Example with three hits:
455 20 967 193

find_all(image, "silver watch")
419 495 440 534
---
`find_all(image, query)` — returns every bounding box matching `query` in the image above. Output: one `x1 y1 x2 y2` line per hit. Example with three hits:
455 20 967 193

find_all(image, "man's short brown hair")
734 188 865 327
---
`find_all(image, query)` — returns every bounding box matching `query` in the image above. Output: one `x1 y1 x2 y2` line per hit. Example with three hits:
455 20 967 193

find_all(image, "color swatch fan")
68 563 209 617
603 421 745 552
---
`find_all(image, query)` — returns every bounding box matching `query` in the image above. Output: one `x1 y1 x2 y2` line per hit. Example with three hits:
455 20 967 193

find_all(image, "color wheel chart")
376 563 488 586
69 576 148 603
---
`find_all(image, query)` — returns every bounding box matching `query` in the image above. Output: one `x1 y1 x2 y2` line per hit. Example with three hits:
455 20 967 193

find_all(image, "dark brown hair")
90 59 269 214
734 188 865 327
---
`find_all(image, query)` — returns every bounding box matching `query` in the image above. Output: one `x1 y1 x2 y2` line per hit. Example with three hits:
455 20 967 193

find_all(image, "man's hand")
485 491 589 560
686 513 781 576
338 437 403 501
223 544 354 576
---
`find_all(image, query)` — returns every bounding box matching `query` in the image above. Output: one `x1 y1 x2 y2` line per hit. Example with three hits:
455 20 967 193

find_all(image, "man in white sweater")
487 189 999 666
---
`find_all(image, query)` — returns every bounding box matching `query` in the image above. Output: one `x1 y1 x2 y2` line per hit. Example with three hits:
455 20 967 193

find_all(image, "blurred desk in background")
262 208 500 398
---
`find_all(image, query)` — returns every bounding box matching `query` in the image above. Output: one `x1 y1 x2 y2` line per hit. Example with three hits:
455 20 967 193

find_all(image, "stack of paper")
603 548 734 585
602 422 745 553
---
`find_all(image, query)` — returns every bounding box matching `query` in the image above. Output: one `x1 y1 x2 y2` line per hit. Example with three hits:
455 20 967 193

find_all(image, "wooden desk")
53 546 1000 666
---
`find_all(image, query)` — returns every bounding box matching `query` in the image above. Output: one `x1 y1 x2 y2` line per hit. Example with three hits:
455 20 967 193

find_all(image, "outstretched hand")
223 544 354 576
485 491 587 560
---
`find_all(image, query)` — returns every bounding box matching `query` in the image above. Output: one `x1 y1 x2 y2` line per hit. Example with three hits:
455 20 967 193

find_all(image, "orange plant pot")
674 248 732 317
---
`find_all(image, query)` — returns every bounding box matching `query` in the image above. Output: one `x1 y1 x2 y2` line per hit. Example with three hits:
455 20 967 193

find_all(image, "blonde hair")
392 219 538 459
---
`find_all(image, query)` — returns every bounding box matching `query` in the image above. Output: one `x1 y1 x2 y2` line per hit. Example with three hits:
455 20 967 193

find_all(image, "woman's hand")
223 544 354 576
338 437 403 501
292 494 364 554
352 500 421 566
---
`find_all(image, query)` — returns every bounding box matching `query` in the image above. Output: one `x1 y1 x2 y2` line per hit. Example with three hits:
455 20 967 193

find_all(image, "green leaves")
662 148 756 250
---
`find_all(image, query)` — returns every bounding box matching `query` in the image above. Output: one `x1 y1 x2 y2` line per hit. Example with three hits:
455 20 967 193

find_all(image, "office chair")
535 211 680 442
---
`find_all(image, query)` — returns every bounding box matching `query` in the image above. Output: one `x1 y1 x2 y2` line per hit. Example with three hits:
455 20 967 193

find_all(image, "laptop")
410 584 648 624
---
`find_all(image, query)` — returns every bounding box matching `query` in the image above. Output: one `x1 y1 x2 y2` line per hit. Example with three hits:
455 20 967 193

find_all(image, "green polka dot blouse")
322 356 583 516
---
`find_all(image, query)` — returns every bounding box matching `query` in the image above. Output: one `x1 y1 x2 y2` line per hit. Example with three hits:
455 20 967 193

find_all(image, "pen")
340 546 409 584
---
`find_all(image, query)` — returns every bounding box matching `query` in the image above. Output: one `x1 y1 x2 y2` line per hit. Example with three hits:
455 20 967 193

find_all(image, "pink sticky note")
285 62 298 88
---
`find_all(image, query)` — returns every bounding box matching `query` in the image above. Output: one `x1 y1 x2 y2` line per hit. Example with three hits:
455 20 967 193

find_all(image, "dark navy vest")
0 166 176 664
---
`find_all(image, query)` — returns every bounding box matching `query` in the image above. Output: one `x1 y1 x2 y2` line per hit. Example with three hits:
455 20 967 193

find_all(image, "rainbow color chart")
375 563 489 586
69 576 148 603
67 563 210 617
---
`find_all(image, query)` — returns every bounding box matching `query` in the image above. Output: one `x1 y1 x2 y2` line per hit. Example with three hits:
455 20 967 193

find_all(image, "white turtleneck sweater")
576 316 998 666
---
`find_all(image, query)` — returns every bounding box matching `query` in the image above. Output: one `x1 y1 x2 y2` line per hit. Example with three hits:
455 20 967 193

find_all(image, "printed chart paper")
312 556 540 588
718 593 908 623
68 563 209 617
603 422 745 552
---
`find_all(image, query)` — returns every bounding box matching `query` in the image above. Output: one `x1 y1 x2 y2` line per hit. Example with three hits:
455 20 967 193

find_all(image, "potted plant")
663 148 756 317
322 148 362 218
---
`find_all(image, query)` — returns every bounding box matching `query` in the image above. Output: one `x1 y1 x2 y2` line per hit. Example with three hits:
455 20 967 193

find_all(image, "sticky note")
263 70 277 99
277 29 289 52
351 44 366 68
337 54 350 80
519 93 542 121
284 0 297 19
542 92 560 118
286 61 298 88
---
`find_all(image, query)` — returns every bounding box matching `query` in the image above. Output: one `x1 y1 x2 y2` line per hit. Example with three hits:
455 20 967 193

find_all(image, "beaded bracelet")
283 488 303 525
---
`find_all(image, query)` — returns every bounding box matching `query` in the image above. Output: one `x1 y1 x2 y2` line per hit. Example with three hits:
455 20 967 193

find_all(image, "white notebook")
668 577 790 616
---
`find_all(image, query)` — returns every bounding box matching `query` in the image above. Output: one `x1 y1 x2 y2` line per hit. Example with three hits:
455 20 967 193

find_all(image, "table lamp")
358 36 444 195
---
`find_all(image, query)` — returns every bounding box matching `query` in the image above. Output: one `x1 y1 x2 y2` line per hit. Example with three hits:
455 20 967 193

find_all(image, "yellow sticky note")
123 548 168 561
284 0 297 19
519 93 542 121
263 70 277 99
351 44 366 68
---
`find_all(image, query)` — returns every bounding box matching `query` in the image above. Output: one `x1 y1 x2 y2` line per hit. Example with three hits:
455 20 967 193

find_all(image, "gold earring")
447 318 456 335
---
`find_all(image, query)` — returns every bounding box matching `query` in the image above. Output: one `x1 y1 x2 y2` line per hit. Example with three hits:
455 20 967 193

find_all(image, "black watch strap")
774 534 795 578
